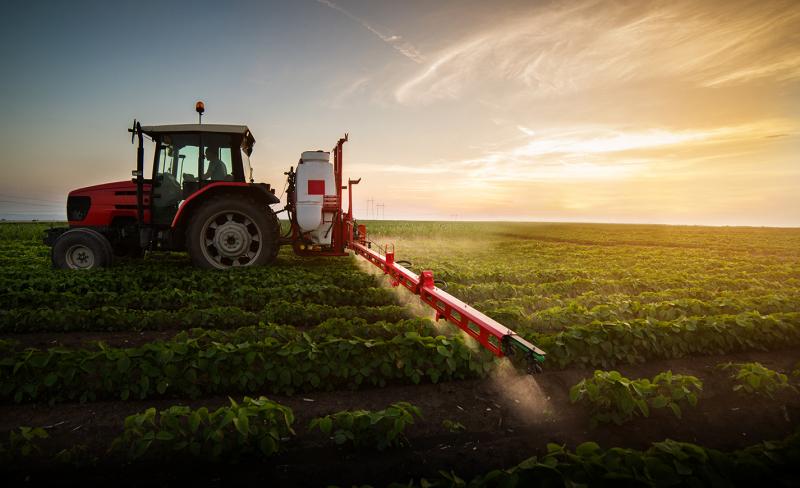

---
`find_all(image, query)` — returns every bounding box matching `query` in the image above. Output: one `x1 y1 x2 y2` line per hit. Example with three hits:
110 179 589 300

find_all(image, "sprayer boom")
348 240 547 373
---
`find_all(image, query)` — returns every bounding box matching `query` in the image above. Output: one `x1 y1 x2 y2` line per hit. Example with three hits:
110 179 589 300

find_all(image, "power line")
366 198 374 218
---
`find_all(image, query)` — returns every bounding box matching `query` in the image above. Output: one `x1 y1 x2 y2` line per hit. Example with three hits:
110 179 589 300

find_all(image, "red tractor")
45 105 360 270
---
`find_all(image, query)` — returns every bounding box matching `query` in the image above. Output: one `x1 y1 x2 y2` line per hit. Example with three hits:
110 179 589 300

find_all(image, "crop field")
1 221 800 485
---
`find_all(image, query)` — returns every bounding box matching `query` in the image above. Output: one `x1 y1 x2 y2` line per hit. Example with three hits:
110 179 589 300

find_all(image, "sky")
0 0 798 226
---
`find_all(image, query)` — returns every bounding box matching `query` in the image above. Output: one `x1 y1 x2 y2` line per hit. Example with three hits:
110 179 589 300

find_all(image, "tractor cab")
142 124 256 225
46 113 281 270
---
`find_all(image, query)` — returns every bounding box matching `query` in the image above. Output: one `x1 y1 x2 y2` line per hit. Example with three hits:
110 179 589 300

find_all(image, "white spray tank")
294 150 336 246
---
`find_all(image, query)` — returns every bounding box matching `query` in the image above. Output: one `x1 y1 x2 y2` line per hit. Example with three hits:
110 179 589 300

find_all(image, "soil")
1 348 798 486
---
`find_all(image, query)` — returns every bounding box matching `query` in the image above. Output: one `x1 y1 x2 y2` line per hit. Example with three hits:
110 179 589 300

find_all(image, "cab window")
156 134 200 188
152 134 201 224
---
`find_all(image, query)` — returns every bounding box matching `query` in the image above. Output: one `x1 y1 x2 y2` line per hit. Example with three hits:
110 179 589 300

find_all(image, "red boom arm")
348 240 546 371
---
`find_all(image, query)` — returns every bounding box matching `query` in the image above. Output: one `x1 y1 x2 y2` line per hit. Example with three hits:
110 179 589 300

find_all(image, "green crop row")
1 399 422 465
111 396 294 461
0 302 409 333
0 319 493 404
364 220 800 253
0 255 378 293
448 275 793 303
433 260 800 287
473 288 797 318
0 318 445 352
164 318 444 346
393 241 798 283
111 399 424 459
4 410 800 484
484 294 799 332
0 283 397 310
407 432 800 487
309 401 422 450
536 312 800 369
3 310 798 405
176 312 800 373
6 288 793 336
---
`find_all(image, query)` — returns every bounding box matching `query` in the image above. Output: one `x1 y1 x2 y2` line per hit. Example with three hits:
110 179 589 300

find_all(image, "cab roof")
141 124 256 155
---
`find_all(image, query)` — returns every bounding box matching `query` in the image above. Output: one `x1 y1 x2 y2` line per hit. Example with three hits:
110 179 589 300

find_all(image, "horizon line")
2 218 798 230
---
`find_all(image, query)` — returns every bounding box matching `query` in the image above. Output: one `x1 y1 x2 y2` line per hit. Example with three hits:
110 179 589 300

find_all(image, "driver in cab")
203 146 227 181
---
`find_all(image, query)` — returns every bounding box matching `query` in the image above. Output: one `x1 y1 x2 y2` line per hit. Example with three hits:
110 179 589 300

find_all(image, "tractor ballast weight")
44 108 546 371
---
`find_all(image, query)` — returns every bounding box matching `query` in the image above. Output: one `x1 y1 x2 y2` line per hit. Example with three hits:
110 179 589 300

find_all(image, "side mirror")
128 119 138 144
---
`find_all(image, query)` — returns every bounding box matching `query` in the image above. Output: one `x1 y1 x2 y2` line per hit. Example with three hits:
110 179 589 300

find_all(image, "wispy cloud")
327 76 370 109
370 119 798 184
316 0 424 64
394 0 800 104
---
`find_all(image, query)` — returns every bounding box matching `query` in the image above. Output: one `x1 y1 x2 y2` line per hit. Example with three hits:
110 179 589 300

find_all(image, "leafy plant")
441 419 466 433
309 402 422 450
569 370 702 426
110 396 294 461
0 426 48 461
718 362 796 398
649 370 701 418
55 444 97 467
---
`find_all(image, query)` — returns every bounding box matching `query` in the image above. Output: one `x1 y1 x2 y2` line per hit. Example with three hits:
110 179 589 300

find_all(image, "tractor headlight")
67 196 91 221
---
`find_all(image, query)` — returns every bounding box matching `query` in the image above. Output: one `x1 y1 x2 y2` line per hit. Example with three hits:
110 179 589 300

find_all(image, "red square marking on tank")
307 180 325 195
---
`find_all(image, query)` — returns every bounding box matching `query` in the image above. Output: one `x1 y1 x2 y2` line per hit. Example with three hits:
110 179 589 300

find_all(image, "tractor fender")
170 182 280 230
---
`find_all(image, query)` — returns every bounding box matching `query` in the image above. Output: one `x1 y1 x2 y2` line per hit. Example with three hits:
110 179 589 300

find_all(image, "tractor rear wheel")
51 228 114 270
186 195 279 269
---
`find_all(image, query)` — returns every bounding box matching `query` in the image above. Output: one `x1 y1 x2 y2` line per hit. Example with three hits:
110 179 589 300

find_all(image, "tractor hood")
65 179 152 226
69 180 140 195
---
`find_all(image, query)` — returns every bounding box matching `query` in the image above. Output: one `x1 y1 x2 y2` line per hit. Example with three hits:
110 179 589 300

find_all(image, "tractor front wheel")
186 196 279 269
51 228 114 270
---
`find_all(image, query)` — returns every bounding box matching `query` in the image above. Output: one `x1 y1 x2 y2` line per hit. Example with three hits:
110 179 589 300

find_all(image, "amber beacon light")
195 101 205 123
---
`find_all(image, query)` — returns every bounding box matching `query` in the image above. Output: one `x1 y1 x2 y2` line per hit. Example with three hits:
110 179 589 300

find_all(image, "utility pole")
376 203 384 220
366 198 375 218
